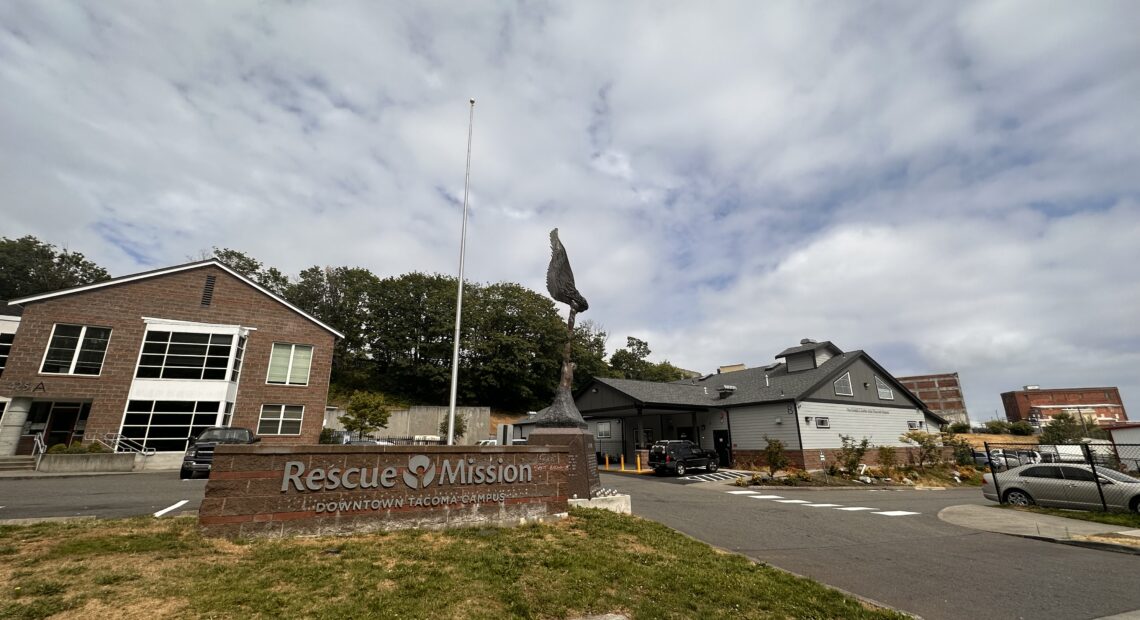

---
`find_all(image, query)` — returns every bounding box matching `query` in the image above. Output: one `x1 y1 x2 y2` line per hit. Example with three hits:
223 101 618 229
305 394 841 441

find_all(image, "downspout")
724 408 733 467
789 399 803 469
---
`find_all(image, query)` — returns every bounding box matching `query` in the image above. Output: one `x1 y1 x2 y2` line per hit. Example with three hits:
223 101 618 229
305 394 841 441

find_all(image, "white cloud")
1 1 1138 419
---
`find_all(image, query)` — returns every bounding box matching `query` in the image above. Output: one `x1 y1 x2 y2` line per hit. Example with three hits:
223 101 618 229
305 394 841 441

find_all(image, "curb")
1017 534 1140 557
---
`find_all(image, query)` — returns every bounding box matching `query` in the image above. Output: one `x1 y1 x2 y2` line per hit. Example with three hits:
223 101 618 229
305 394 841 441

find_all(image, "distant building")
896 373 970 427
1001 385 1128 429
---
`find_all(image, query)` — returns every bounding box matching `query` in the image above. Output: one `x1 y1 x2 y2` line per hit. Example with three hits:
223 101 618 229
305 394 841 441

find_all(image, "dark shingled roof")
774 340 841 359
587 353 855 408
580 350 945 424
0 303 23 317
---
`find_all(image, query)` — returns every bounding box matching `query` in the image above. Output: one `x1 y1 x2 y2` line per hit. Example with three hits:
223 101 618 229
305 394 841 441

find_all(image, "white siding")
1109 427 1140 445
815 348 834 367
798 401 926 450
726 403 801 450
699 410 729 450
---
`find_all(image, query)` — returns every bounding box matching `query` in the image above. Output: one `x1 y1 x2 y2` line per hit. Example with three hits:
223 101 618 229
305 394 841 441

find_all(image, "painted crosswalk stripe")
834 507 877 511
773 499 810 504
748 495 784 499
804 503 841 508
154 500 189 518
872 510 920 516
727 490 759 495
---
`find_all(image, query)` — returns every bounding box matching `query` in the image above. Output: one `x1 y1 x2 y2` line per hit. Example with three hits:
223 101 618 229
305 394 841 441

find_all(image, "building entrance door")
43 402 84 448
714 430 732 466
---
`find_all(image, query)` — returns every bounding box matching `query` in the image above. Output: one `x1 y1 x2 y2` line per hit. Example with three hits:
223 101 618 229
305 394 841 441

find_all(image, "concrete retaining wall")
38 453 135 472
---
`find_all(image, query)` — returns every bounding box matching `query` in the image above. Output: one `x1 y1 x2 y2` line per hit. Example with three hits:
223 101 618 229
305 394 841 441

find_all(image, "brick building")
896 372 970 427
0 260 341 456
1001 385 1128 429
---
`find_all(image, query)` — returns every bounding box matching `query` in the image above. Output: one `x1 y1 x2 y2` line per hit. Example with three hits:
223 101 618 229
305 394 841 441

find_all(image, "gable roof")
7 259 344 339
579 350 945 424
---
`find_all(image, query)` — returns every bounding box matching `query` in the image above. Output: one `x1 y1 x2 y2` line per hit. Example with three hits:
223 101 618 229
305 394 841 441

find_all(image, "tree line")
0 236 686 412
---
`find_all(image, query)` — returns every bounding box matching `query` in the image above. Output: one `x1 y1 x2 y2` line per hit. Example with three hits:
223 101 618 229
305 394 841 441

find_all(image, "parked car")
180 427 259 479
982 464 1140 512
475 439 498 446
648 440 719 476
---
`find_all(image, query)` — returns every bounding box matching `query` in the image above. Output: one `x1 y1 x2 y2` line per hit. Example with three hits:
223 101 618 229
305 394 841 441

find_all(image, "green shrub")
877 446 897 477
1008 421 1035 436
836 435 871 475
948 422 971 434
762 435 790 476
86 442 111 453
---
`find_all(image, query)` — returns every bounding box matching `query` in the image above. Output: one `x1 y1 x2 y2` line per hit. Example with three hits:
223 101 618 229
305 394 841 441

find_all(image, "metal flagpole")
446 99 475 445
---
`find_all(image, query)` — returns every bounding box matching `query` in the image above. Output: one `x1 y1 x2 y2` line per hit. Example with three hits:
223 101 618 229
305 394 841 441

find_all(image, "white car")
476 439 498 446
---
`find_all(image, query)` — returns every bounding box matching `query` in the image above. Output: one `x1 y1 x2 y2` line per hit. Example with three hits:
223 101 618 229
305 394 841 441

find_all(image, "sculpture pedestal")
527 427 601 500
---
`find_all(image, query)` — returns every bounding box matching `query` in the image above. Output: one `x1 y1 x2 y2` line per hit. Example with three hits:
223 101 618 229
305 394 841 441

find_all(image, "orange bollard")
636 455 642 472
620 454 626 471
605 454 610 470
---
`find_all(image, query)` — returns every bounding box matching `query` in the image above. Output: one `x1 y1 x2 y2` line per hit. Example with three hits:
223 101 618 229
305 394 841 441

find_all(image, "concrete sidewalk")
940 504 1140 554
0 468 177 479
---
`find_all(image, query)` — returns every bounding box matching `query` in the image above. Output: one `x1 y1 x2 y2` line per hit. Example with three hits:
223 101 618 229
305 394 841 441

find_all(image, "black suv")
648 440 719 476
180 427 259 479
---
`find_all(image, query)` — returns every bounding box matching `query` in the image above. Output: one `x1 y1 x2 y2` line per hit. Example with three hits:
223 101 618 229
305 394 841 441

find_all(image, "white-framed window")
833 372 853 397
267 343 313 386
596 421 612 439
0 332 14 377
222 402 234 427
907 420 923 430
259 404 304 435
135 331 234 380
815 417 830 429
875 376 894 400
41 324 112 375
120 400 221 452
230 336 246 382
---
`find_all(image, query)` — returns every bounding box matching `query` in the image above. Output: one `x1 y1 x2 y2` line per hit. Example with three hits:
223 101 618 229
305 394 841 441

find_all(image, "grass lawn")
1006 505 1140 529
0 508 905 620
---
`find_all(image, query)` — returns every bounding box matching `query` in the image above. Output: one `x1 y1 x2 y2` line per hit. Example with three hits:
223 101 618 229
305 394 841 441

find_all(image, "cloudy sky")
3 1 1138 421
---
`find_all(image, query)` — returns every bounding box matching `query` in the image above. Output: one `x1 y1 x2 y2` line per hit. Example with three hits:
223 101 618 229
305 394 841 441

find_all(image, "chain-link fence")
982 441 1140 512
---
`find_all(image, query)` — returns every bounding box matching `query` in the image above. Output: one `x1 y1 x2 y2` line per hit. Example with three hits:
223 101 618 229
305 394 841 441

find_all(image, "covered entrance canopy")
575 377 733 466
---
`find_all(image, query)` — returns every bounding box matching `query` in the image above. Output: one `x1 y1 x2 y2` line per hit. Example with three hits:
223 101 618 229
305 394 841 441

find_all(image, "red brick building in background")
896 372 970 427
1001 385 1128 429
0 260 341 457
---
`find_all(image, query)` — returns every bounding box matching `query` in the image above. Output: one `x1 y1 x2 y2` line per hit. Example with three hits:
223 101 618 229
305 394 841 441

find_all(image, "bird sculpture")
546 228 589 313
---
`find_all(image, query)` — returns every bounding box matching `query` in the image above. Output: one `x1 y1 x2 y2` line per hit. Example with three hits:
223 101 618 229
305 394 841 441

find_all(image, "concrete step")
0 457 37 471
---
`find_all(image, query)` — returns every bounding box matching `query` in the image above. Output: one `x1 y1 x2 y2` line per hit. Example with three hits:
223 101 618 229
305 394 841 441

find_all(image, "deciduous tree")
0 235 110 300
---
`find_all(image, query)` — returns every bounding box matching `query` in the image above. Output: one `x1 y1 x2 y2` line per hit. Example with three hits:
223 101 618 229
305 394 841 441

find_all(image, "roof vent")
201 275 217 306
1024 385 1040 391
717 385 737 399
800 338 817 345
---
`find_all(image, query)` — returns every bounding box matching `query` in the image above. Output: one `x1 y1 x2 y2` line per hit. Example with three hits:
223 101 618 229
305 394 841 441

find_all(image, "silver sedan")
982 464 1140 513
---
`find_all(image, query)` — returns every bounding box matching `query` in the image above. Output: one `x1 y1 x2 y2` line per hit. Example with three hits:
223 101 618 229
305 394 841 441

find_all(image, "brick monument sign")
199 444 570 538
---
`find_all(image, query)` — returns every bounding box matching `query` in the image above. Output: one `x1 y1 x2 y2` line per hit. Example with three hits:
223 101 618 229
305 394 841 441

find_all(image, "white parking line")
872 510 920 516
748 495 784 499
773 499 810 504
154 500 189 518
727 490 758 495
834 507 877 511
804 503 841 508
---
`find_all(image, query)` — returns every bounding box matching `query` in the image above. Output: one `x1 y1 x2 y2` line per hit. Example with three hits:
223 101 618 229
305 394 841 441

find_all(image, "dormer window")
833 372 853 397
875 376 894 400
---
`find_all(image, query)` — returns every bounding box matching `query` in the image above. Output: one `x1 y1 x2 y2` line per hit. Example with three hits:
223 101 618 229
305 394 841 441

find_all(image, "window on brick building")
258 404 304 435
267 343 313 385
0 332 14 377
120 400 222 452
230 336 246 382
41 324 112 375
135 331 234 380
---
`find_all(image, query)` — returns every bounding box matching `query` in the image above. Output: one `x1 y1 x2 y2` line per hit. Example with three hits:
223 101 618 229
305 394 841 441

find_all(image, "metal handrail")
101 433 157 456
32 432 47 470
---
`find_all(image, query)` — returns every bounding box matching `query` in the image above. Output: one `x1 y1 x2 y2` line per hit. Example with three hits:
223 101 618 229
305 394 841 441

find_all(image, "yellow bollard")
636 455 642 472
604 454 610 470
620 454 625 471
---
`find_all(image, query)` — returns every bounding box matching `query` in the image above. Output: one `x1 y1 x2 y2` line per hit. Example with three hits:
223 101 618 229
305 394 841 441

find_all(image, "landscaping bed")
731 464 985 489
0 508 905 619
